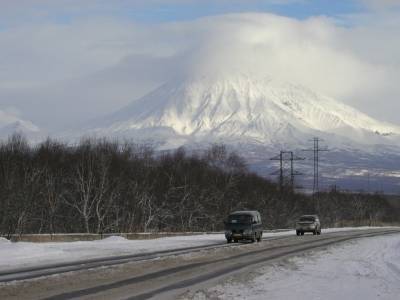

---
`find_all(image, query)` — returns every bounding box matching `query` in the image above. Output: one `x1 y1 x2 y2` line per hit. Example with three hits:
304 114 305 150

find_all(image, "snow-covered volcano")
74 73 400 192
87 73 400 149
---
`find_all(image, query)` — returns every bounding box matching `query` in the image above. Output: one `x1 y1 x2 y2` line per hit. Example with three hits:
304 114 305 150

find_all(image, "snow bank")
0 233 224 272
205 233 400 300
0 238 10 244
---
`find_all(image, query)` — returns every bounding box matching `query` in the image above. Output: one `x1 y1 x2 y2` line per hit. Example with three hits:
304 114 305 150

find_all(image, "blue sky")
115 0 362 23
0 0 379 29
1 0 399 32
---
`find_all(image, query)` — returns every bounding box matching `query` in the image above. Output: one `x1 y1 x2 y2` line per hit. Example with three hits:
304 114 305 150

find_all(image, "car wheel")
234 239 238 243
301 231 304 235
296 231 300 236
313 229 317 235
227 238 232 243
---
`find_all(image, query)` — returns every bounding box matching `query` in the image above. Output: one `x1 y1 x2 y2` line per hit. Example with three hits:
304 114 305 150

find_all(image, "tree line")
0 134 398 237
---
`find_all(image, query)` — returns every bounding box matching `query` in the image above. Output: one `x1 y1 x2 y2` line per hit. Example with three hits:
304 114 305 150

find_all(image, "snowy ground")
190 233 400 300
0 227 391 272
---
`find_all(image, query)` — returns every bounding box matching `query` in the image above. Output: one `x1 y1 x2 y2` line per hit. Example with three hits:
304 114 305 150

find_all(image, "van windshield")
228 214 253 224
299 216 315 222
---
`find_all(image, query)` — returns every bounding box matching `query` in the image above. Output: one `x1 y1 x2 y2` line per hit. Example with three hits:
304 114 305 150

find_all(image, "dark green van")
224 211 263 243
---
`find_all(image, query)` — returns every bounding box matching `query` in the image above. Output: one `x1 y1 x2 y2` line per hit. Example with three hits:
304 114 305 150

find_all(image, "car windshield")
299 216 315 222
228 214 252 224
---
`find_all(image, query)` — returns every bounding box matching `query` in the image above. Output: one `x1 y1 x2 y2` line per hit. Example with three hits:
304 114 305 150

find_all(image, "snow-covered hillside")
0 109 42 140
86 73 400 149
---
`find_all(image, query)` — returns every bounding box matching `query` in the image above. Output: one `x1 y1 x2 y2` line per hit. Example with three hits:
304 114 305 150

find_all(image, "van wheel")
256 234 261 242
313 229 317 235
251 233 256 243
296 231 300 236
227 238 232 243
234 239 238 243
301 231 304 235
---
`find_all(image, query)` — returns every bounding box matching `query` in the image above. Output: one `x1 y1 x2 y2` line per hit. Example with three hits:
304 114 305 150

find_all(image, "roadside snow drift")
200 233 400 300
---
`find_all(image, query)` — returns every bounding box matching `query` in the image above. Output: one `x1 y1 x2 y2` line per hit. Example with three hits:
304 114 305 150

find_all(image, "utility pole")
270 151 304 191
303 137 329 213
270 151 284 191
290 151 304 188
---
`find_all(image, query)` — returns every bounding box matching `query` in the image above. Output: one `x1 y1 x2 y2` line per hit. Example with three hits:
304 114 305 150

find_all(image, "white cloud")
0 10 399 131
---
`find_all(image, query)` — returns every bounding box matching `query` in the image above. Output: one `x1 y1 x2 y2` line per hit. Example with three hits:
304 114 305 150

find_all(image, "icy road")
0 227 399 299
